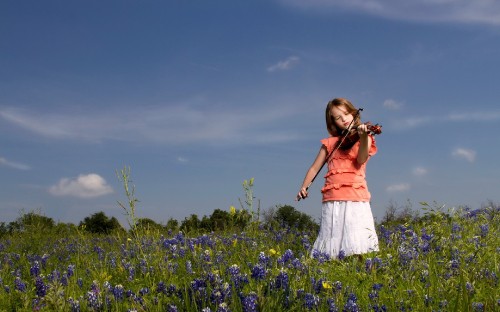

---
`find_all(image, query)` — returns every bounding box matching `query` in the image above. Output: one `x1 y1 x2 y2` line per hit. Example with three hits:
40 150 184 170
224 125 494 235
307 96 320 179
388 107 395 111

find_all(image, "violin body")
337 122 382 150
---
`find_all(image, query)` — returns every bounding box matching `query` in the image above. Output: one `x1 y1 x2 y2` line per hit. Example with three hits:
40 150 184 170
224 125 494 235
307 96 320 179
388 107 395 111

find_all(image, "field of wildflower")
0 201 498 311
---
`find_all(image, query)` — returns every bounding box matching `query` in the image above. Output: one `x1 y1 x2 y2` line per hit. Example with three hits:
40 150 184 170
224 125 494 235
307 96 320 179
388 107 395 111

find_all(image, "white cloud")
413 167 428 176
0 100 303 146
383 99 403 110
278 0 500 25
446 111 500 122
49 173 113 198
267 56 300 72
452 148 476 162
177 157 188 163
0 157 30 170
386 183 411 192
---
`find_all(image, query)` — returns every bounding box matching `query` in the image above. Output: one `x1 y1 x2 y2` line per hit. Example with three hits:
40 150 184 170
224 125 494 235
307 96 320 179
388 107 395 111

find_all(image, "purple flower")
273 270 289 290
479 224 489 237
304 293 320 310
14 277 26 292
327 298 338 312
250 264 266 280
30 261 41 277
186 261 193 274
35 276 48 297
67 264 75 277
472 302 484 311
343 293 359 312
113 284 125 301
338 250 346 260
241 292 258 312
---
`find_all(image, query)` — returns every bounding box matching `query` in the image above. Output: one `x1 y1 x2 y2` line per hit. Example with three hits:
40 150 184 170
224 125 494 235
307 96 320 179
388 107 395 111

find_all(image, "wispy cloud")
452 148 476 162
0 102 302 145
0 156 30 170
412 167 428 176
394 109 500 129
386 183 411 192
267 56 300 72
49 173 113 198
383 99 403 110
177 156 188 163
278 0 500 25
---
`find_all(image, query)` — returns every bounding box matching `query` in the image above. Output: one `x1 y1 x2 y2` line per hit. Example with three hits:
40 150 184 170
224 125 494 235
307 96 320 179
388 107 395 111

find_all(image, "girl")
296 98 379 259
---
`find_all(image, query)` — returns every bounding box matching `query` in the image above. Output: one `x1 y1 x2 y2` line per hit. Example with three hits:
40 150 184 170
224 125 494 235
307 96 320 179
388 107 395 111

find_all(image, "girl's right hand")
296 187 308 201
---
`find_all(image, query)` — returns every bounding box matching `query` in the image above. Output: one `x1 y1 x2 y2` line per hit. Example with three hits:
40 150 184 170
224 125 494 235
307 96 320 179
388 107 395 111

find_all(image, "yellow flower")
230 205 236 215
322 281 332 289
269 248 277 255
232 239 237 247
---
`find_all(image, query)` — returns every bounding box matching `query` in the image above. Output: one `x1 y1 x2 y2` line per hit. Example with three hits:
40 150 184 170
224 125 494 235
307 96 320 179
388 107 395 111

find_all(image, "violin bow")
297 108 363 201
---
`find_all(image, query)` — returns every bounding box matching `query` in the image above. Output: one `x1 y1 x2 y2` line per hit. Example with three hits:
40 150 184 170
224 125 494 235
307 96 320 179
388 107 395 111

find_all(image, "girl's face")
330 105 354 130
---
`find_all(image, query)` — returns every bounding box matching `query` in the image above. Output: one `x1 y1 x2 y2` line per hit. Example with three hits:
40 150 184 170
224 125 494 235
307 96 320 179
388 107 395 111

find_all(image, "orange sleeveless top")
320 135 377 202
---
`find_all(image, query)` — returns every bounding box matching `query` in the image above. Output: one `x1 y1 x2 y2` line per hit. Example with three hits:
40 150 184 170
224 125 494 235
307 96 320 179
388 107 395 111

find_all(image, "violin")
336 122 382 150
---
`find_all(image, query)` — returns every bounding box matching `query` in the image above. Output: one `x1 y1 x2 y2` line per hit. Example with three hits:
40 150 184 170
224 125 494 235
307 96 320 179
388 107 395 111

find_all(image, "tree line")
0 205 320 237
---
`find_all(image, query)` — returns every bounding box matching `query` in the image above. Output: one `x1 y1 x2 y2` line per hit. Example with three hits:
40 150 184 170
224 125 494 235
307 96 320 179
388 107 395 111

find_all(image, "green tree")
165 218 179 232
80 211 123 234
180 214 201 233
8 211 55 233
274 205 319 232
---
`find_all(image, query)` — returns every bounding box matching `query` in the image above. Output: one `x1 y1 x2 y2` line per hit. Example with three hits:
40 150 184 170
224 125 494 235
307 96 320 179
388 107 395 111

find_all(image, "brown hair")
325 98 361 136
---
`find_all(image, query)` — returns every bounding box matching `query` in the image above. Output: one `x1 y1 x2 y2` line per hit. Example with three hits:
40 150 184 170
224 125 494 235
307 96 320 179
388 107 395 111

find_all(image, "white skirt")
312 201 379 259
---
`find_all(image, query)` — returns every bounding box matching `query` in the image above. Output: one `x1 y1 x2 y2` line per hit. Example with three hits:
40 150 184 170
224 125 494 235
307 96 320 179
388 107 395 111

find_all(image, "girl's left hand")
357 124 368 137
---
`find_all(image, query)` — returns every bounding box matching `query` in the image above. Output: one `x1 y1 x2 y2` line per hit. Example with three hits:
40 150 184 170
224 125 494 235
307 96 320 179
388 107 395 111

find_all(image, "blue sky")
1 0 500 227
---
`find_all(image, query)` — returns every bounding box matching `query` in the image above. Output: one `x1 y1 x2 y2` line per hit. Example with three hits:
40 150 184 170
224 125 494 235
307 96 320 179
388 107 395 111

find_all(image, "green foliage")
266 205 319 231
79 211 123 234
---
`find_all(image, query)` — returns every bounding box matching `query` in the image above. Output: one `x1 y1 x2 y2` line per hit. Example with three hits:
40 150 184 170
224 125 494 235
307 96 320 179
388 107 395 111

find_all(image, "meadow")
0 174 498 311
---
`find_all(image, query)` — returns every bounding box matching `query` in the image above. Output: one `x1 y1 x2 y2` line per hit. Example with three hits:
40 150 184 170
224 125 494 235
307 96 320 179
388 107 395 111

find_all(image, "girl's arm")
297 146 328 200
356 124 372 164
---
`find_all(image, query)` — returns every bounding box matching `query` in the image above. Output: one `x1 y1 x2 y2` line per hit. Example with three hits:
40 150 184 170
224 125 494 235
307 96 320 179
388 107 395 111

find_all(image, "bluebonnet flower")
258 252 271 266
338 250 346 260
343 293 359 312
68 297 80 312
86 290 101 310
228 264 240 276
371 304 387 312
14 277 26 292
35 276 48 297
311 249 331 263
273 270 289 290
156 281 166 294
241 292 258 312
327 298 338 312
277 249 294 266
250 264 266 280
67 264 75 277
167 304 178 312
303 293 320 310
186 260 193 274
77 278 83 288
30 261 41 277
113 284 124 301
472 302 484 311
479 224 489 237
128 266 136 280
372 283 383 291
365 258 373 272
466 282 474 294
